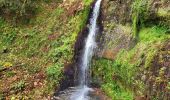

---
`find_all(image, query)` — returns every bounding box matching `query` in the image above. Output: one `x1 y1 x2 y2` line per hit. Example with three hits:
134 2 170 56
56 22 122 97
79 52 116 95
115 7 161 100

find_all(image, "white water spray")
70 0 102 99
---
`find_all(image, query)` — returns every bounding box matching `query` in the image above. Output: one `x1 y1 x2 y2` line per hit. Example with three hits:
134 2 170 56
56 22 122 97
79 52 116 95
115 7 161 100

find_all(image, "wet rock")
97 25 134 59
102 49 119 60
58 63 75 91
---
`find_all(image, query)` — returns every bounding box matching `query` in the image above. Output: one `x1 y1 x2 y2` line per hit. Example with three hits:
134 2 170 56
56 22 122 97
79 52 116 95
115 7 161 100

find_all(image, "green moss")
102 83 133 100
157 8 170 18
92 47 143 99
49 6 91 64
92 24 170 99
92 58 135 99
131 0 152 38
46 64 63 85
139 26 169 43
83 0 93 6
132 15 139 38
144 47 157 68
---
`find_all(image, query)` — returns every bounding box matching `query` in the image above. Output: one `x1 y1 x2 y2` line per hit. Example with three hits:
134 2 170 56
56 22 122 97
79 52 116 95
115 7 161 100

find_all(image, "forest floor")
0 0 94 99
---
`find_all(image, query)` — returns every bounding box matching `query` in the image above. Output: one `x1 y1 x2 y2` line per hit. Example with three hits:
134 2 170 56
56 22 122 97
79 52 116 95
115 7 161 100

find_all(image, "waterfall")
70 0 102 100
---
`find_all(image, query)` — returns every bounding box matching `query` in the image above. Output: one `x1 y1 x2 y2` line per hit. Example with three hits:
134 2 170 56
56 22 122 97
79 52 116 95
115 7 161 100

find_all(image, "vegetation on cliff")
93 0 170 99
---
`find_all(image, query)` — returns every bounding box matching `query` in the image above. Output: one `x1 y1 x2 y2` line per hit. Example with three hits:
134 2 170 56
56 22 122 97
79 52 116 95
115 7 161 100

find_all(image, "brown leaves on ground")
0 61 48 99
60 0 84 16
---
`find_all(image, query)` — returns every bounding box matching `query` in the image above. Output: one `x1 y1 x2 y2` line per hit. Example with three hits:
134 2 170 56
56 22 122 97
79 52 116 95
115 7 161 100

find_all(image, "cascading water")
70 0 102 100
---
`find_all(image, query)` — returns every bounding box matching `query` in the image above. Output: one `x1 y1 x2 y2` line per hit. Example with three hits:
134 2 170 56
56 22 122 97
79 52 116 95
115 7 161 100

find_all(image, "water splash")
70 86 93 100
70 0 102 99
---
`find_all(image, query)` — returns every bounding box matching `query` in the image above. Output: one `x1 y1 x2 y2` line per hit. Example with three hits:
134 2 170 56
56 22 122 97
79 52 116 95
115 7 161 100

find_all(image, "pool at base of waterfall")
70 86 93 100
52 86 110 100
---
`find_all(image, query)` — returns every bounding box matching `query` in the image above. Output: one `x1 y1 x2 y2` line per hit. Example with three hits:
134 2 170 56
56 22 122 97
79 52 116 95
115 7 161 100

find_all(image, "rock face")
97 0 170 60
97 0 135 60
141 41 170 100
94 0 170 99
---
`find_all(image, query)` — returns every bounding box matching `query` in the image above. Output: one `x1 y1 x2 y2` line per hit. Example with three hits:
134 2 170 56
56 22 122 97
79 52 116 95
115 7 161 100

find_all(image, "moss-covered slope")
0 0 93 99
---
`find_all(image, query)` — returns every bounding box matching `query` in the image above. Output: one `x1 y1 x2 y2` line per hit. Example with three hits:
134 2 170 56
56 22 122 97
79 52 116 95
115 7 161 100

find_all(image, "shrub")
46 64 63 84
0 0 37 16
12 80 26 91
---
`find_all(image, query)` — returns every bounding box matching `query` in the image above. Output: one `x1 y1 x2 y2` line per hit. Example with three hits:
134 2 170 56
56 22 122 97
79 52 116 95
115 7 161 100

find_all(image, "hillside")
0 0 170 100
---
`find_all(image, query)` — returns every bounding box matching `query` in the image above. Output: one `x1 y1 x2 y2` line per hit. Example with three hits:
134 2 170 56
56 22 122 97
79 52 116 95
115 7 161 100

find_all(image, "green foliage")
113 51 137 86
27 65 41 74
0 0 37 16
0 0 64 24
167 82 170 90
0 18 18 51
49 6 91 63
46 64 63 84
53 7 64 16
6 71 16 77
46 63 63 92
139 26 169 43
92 58 135 99
102 83 133 100
157 8 169 17
0 93 4 100
92 58 114 83
44 6 91 93
83 0 93 6
1 30 17 45
43 0 63 3
12 80 26 91
92 24 170 99
144 47 157 68
0 17 5 27
92 48 144 99
131 0 152 38
0 0 93 98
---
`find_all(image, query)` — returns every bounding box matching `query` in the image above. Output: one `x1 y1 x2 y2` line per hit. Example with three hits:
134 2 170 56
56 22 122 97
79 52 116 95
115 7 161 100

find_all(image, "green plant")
0 93 4 100
0 17 5 28
167 82 170 90
83 0 93 6
12 80 26 91
131 0 152 38
46 64 63 84
0 0 37 16
139 26 169 43
144 48 157 68
49 6 91 63
102 83 133 100
0 18 18 45
6 71 16 77
0 0 93 98
92 58 135 99
43 0 63 3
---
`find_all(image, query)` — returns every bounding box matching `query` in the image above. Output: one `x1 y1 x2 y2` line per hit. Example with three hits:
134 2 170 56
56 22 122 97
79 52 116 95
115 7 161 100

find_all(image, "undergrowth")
131 0 152 38
0 0 92 99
